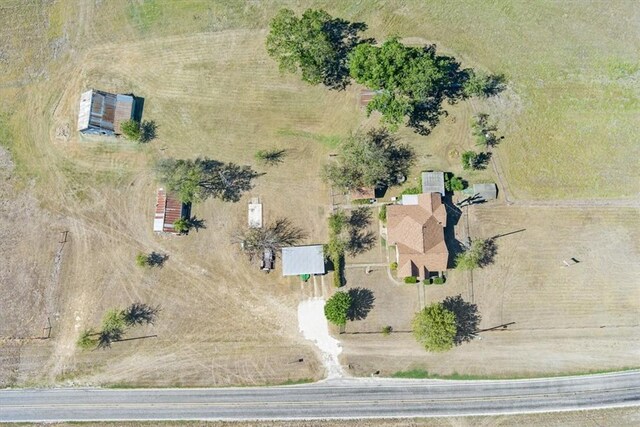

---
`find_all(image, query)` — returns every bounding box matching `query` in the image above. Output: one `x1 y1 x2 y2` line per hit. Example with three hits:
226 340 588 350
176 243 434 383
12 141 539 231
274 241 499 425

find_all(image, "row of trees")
461 113 502 170
77 303 160 350
326 208 377 287
267 9 505 134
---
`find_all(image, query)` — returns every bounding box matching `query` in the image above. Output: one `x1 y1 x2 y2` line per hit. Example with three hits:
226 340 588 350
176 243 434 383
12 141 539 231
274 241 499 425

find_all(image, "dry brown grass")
0 0 638 388
4 406 640 426
340 204 640 378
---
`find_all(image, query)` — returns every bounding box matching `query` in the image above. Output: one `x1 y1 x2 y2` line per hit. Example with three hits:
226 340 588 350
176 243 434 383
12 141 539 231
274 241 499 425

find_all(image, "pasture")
0 0 638 386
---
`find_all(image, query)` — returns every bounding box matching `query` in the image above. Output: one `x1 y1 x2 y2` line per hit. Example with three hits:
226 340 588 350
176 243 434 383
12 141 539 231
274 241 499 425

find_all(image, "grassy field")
339 204 640 378
0 0 638 387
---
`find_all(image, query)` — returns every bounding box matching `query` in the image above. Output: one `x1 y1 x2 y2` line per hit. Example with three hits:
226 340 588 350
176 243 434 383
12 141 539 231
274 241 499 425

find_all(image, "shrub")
400 186 421 195
173 218 190 234
455 239 495 270
433 276 445 285
255 148 286 166
328 211 347 234
378 204 387 222
332 255 344 287
463 72 506 98
445 175 466 192
382 325 393 336
324 291 352 326
120 119 141 141
423 278 432 285
352 198 371 205
102 309 126 334
135 252 149 267
404 276 417 284
390 261 398 270
76 329 98 350
461 151 478 170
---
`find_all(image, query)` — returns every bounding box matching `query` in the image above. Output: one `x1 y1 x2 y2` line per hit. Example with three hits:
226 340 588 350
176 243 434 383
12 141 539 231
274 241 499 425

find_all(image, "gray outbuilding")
77 89 134 136
421 171 445 196
281 245 326 276
463 183 498 201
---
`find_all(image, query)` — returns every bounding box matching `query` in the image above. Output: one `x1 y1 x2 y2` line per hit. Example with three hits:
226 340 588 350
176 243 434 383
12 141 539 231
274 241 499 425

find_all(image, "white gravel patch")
298 298 345 379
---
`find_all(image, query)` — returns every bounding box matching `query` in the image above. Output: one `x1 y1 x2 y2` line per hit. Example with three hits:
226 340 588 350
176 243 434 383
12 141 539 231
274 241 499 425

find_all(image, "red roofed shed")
154 188 187 234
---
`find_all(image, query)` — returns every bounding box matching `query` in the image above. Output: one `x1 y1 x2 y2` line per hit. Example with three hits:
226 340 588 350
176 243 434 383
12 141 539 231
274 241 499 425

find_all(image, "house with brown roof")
387 193 448 279
77 89 134 136
153 188 187 234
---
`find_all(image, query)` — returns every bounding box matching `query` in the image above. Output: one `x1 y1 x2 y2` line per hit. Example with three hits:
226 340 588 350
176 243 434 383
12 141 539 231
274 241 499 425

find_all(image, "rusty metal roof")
154 188 185 234
77 89 133 134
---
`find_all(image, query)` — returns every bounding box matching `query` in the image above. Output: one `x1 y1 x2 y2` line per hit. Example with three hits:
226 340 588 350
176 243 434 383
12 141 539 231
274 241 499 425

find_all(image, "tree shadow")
407 97 447 136
255 148 287 166
139 120 157 143
442 294 481 345
443 196 465 269
481 73 507 97
348 207 372 230
147 251 168 268
478 238 497 268
322 18 373 90
473 152 492 170
346 229 377 256
188 216 206 232
347 287 375 321
122 303 161 326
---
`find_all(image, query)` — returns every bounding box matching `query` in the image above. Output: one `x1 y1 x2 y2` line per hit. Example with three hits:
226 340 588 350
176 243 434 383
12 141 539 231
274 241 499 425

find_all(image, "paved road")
1 371 639 422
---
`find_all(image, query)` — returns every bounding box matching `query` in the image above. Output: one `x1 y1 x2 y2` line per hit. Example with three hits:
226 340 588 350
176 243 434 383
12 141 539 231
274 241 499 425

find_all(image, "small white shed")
248 197 263 228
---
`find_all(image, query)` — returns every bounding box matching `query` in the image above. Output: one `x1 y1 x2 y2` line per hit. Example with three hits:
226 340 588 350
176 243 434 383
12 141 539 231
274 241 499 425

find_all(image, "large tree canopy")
324 291 353 326
266 8 369 90
156 158 260 203
324 128 415 190
234 218 306 261
349 38 470 134
454 238 497 270
412 303 457 352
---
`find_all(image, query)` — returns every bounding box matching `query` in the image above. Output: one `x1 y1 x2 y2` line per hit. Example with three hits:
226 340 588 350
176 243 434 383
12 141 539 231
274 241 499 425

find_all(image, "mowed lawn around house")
0 0 638 387
340 204 640 378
